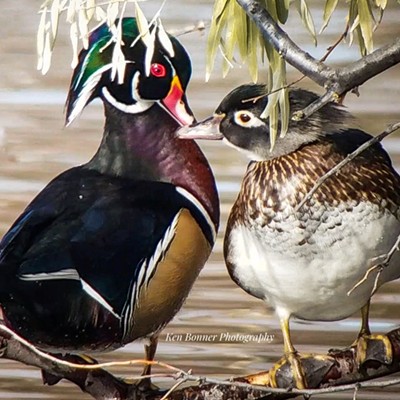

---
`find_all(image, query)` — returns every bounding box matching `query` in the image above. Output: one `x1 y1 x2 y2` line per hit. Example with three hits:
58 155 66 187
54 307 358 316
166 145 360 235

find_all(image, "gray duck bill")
177 114 224 140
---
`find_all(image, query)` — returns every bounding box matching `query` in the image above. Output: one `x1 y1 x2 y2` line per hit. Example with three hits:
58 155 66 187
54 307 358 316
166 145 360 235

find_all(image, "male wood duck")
0 18 219 377
178 84 400 388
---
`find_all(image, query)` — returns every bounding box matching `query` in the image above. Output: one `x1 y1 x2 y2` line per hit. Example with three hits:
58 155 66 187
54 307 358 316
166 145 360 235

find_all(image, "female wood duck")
0 18 219 373
178 84 400 388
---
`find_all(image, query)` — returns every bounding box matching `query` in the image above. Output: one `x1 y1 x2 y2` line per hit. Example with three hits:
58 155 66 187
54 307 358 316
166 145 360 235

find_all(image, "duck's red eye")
150 63 166 78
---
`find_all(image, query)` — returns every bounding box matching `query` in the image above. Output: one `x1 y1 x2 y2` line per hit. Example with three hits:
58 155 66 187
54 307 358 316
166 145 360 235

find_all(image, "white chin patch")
222 138 265 161
102 87 154 114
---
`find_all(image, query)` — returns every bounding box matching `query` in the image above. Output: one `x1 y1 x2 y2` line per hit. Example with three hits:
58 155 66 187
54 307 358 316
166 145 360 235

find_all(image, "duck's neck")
87 103 219 228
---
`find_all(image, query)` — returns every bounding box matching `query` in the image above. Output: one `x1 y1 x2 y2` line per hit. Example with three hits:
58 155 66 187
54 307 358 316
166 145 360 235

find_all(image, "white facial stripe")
81 279 121 319
234 110 266 128
131 71 141 102
19 268 80 281
176 187 217 242
102 87 154 114
67 64 113 126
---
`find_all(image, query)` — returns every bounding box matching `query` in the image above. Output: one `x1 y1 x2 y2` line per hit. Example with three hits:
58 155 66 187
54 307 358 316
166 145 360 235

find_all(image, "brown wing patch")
128 208 211 340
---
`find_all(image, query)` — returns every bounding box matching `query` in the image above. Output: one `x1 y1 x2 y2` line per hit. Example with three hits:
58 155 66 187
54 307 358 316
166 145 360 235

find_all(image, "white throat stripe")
102 87 154 114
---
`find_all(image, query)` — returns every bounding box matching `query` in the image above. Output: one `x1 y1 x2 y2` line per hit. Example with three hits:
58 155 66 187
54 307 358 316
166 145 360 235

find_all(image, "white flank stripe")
19 268 80 281
176 187 216 242
81 279 120 319
122 211 181 338
144 211 180 285
135 259 147 296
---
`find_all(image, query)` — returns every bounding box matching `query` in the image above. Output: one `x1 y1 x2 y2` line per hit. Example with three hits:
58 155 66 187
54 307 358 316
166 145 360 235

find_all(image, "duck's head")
178 84 349 161
66 18 193 126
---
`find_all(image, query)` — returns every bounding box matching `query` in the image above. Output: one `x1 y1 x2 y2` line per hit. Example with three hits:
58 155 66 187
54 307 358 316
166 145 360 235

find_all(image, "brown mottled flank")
230 135 400 227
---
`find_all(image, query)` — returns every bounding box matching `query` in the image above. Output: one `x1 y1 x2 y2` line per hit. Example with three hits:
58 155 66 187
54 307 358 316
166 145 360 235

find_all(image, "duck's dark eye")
150 63 166 78
239 113 251 123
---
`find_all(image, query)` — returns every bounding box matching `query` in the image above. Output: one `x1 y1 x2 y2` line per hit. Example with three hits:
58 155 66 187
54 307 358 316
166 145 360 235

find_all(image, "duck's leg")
270 316 307 389
355 300 393 366
138 334 159 390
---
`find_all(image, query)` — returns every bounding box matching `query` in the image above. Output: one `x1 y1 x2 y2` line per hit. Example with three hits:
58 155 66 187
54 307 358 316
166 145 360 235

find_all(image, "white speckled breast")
226 200 400 321
225 136 400 322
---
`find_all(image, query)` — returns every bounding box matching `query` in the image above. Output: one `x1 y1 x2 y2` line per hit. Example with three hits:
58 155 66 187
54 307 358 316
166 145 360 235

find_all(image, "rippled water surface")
1 1 400 399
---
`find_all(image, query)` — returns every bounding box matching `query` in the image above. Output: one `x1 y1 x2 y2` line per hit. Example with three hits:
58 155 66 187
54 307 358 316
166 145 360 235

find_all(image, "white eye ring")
233 110 265 128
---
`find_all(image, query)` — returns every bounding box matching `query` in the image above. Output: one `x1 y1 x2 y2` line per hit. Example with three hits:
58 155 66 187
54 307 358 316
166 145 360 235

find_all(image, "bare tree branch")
235 0 400 119
4 321 400 399
235 0 333 86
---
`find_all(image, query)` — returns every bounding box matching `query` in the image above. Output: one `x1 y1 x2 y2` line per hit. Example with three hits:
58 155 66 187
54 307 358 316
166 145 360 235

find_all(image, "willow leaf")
278 61 289 137
276 0 290 24
42 30 52 75
279 87 289 137
267 93 279 151
78 6 89 49
37 8 47 71
348 0 359 46
247 19 259 82
221 1 236 77
296 0 317 46
70 19 79 68
86 0 96 21
320 0 339 33
375 0 387 8
50 0 60 42
66 0 76 24
357 0 374 53
356 24 367 56
206 0 230 81
236 3 248 60
264 40 279 71
266 0 278 20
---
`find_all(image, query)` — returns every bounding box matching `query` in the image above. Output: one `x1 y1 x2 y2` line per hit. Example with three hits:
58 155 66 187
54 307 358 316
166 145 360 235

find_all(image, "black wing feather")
0 166 190 317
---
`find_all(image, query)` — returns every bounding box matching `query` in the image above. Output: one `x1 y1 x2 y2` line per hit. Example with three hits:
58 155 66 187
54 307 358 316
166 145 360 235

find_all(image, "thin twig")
320 23 349 63
159 377 189 400
348 233 400 296
0 323 184 373
295 121 400 212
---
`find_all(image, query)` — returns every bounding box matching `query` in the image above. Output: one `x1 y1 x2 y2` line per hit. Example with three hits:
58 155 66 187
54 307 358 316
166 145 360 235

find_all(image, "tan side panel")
130 208 211 339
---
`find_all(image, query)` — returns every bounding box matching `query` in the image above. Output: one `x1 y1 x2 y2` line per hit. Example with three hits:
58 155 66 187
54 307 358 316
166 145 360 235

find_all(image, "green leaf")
356 24 367 56
276 0 290 24
221 1 236 77
375 0 387 9
296 0 317 46
236 3 248 60
348 0 359 47
357 0 374 53
247 19 259 82
320 0 339 33
278 61 289 137
206 0 230 81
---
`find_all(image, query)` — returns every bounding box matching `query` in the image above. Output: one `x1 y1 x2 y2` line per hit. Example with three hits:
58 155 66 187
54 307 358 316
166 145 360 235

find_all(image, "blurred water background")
0 1 400 399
